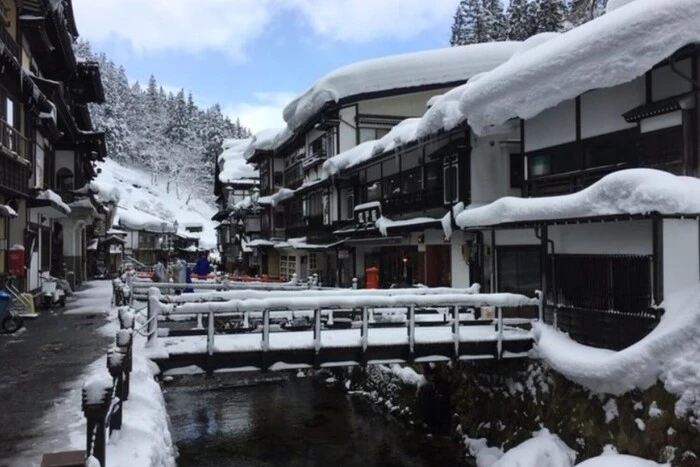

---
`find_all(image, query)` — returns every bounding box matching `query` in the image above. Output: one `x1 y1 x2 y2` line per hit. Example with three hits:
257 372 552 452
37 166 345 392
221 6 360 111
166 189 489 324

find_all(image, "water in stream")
164 373 468 467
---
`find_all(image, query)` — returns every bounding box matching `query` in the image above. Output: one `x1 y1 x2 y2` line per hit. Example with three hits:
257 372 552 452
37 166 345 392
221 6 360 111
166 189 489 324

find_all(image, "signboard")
354 203 381 228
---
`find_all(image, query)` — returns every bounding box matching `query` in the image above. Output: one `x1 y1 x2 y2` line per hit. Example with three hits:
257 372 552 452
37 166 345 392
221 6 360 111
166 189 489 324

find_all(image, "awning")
29 190 71 219
623 92 696 123
102 235 126 246
0 204 17 218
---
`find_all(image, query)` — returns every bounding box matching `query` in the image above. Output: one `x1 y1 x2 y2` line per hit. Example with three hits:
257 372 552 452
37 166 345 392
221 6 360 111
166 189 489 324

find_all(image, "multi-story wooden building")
0 0 105 292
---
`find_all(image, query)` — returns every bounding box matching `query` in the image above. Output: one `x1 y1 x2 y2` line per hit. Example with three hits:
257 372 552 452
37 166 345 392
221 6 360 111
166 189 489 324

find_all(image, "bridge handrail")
155 284 482 303
145 287 544 360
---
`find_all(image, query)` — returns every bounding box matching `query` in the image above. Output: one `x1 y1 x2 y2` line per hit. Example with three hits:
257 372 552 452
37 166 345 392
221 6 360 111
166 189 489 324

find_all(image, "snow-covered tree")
450 0 506 46
506 0 537 40
532 0 566 33
567 0 607 27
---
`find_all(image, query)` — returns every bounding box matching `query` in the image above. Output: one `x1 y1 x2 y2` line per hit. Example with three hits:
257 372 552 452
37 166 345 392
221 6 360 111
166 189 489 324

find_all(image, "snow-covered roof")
376 216 443 237
117 208 177 233
218 137 258 183
459 0 700 135
275 237 345 251
456 169 700 228
37 189 71 215
242 128 290 161
257 188 294 207
281 42 520 146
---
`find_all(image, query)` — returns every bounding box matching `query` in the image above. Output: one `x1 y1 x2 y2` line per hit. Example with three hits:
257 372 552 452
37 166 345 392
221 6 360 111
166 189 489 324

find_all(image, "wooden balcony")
0 120 31 164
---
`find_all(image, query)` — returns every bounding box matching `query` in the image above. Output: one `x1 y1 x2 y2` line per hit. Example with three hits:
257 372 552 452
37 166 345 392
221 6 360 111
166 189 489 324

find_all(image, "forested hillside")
74 40 251 204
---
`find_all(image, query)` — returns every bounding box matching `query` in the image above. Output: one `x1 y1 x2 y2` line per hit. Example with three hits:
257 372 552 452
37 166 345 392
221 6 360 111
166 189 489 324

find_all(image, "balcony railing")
0 21 19 59
1 120 31 163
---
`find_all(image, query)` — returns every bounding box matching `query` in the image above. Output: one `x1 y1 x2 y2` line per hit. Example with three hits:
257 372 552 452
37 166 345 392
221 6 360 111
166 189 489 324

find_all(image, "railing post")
313 307 322 355
361 306 368 353
497 307 504 359
407 305 415 362
82 379 112 467
262 309 270 352
207 311 215 357
352 277 358 289
326 309 334 327
196 313 204 330
146 287 160 347
536 290 544 322
116 329 133 400
106 350 124 433
243 311 250 329
452 305 460 359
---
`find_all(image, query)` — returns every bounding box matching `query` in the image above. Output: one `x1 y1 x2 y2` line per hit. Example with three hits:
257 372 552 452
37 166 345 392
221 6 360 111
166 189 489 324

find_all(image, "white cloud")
72 0 275 59
289 0 461 43
73 0 461 57
223 92 297 134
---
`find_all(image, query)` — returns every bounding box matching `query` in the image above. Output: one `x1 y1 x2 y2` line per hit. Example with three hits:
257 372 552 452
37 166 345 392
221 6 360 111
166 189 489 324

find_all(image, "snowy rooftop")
218 137 259 183
456 169 700 228
281 41 520 146
459 0 700 135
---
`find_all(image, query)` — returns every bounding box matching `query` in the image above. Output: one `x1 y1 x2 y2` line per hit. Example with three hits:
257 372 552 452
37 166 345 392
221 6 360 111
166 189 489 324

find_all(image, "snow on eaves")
257 188 294 207
242 127 290 161
37 189 71 214
283 41 520 142
460 0 700 135
456 169 700 228
321 119 421 179
218 137 258 183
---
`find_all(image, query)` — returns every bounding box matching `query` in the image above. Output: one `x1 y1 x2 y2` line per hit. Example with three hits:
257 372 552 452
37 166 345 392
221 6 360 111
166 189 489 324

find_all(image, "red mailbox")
365 266 379 289
8 247 25 277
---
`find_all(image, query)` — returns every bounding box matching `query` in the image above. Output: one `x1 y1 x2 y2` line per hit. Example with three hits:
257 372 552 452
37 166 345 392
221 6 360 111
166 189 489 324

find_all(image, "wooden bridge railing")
145 287 543 365
70 310 135 467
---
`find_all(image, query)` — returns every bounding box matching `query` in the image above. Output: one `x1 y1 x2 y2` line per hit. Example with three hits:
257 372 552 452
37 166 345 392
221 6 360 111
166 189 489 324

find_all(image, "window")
365 182 381 202
425 162 441 192
304 193 323 218
510 153 523 189
5 97 14 127
383 175 400 198
308 253 318 272
310 135 327 157
274 211 285 229
56 168 74 191
443 164 459 204
367 163 381 182
359 127 390 143
497 247 541 296
402 148 421 170
273 171 283 186
280 255 297 280
341 188 354 220
401 167 422 194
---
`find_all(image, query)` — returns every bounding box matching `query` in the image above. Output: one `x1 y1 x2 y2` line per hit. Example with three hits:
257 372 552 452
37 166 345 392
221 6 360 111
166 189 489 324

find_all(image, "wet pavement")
0 280 113 466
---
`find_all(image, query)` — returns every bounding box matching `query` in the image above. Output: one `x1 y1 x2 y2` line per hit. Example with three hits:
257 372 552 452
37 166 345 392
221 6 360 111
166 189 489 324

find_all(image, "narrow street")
0 281 114 466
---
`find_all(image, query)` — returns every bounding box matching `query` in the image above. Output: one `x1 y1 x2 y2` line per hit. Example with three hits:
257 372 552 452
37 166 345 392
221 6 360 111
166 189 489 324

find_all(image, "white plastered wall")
662 218 700 297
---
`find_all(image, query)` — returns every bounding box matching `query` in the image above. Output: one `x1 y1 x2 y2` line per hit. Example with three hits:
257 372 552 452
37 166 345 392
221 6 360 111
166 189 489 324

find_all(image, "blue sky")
72 0 461 132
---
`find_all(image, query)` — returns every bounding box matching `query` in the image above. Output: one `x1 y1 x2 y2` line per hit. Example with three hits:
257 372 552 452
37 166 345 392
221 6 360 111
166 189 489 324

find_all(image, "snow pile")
415 82 471 139
456 169 700 228
37 189 71 214
533 284 700 425
242 127 290 161
512 32 561 58
577 446 668 467
459 0 700 134
386 364 425 387
282 42 520 141
96 159 218 248
370 118 421 156
218 137 258 183
258 188 294 207
465 429 575 467
0 203 17 217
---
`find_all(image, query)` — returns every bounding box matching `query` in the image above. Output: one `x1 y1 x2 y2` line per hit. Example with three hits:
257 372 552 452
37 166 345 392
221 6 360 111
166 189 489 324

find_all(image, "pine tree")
532 0 566 33
450 0 507 46
507 0 537 40
567 0 607 27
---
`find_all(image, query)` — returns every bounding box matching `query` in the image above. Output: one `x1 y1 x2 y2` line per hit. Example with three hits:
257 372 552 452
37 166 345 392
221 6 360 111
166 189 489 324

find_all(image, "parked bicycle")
0 278 24 333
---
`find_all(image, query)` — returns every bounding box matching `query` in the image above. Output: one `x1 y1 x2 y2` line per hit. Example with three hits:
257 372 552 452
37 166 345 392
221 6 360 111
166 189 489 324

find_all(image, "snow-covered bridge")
141 286 541 375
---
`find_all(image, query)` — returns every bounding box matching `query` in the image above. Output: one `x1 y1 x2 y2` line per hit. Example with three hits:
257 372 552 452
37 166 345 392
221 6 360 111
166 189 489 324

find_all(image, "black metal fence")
545 254 662 350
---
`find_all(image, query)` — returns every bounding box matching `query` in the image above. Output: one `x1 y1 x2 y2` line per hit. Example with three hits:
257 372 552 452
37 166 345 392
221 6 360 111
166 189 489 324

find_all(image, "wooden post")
407 305 415 362
540 225 548 316
360 306 368 353
116 329 133 400
452 305 460 359
313 308 322 354
106 350 124 433
206 311 215 377
496 307 504 359
262 309 270 352
146 287 160 347
82 380 112 467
